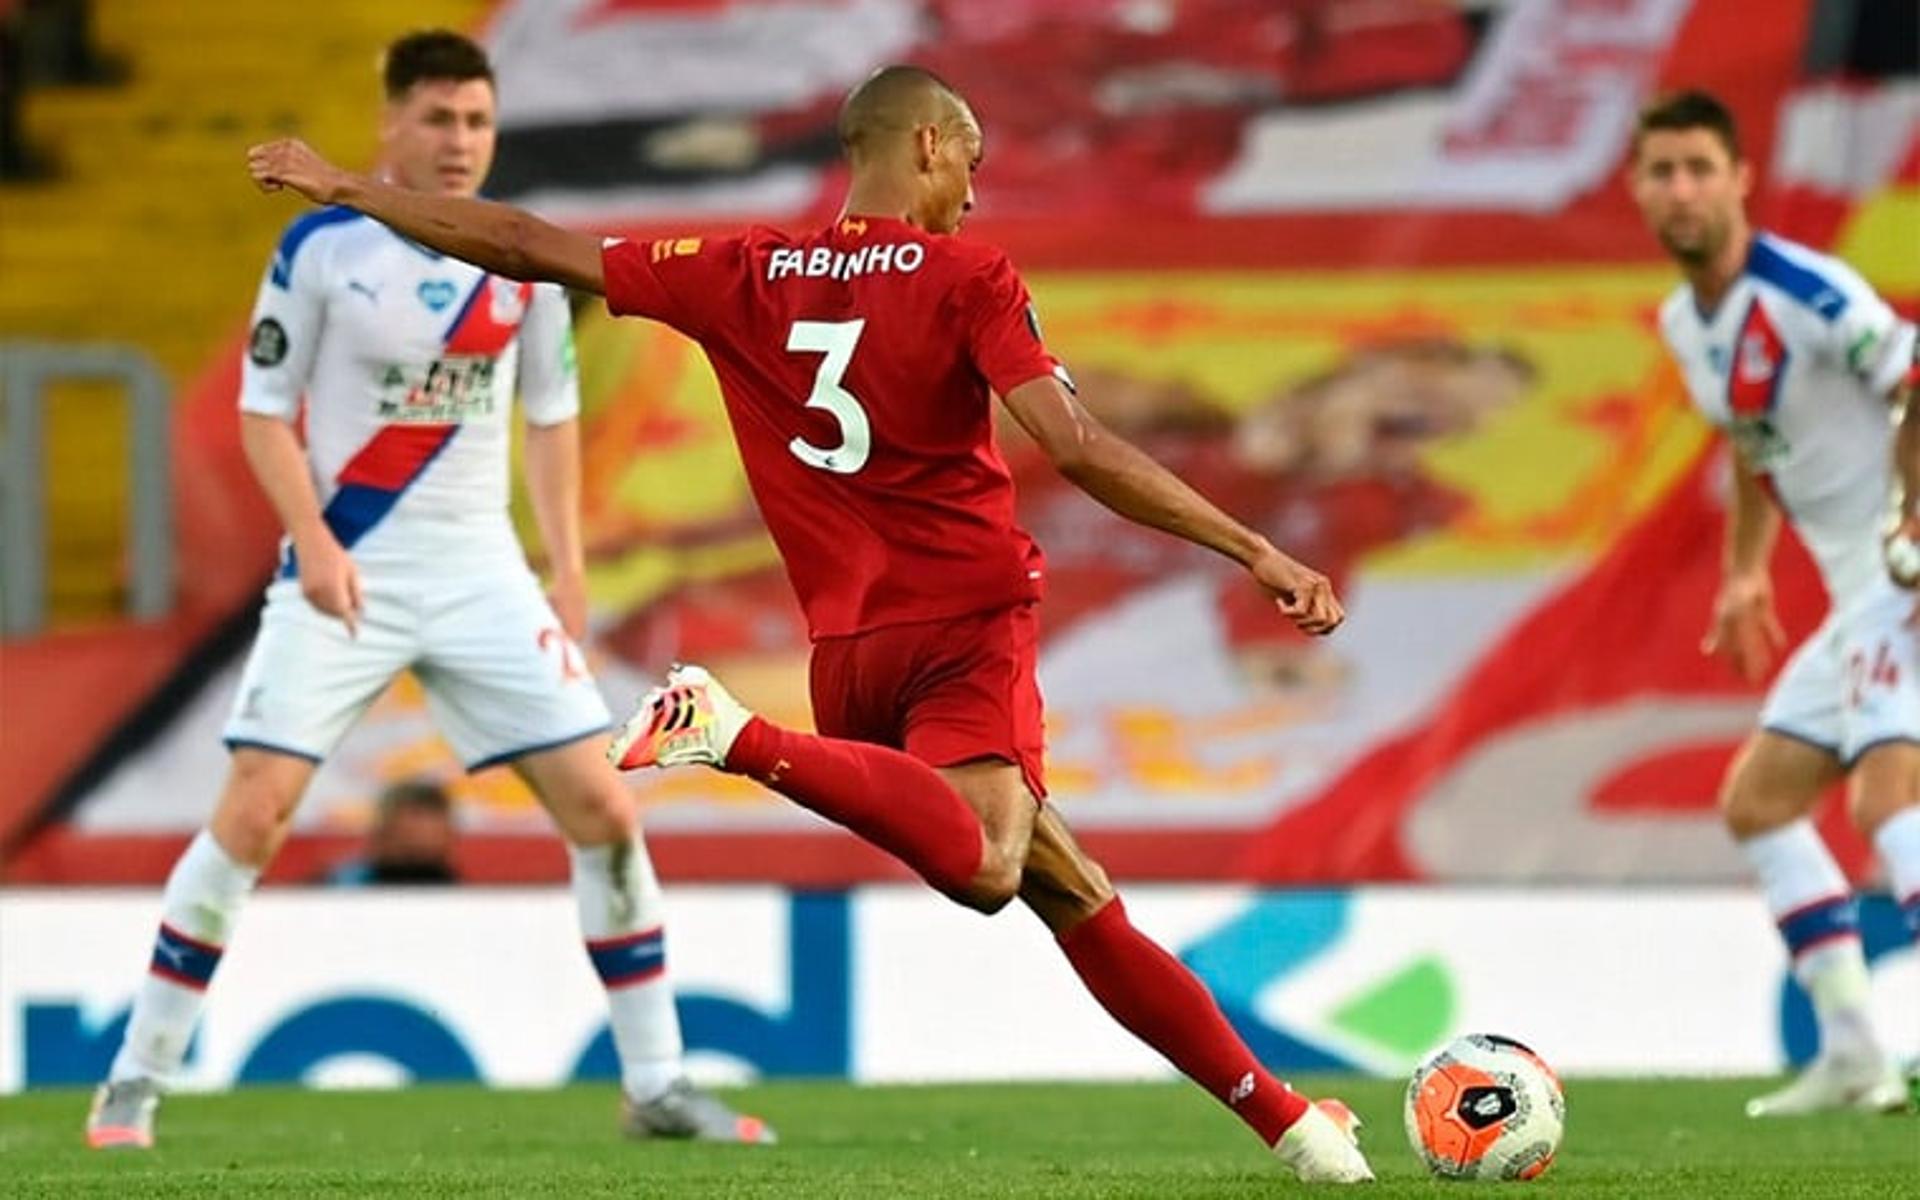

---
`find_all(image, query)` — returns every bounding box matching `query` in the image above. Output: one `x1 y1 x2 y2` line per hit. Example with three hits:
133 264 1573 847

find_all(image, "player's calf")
1026 814 1334 1160
1017 808 1114 935
1848 745 1920 940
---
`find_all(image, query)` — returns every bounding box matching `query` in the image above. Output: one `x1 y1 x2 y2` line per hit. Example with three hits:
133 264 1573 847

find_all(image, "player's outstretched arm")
246 138 605 294
1002 376 1342 635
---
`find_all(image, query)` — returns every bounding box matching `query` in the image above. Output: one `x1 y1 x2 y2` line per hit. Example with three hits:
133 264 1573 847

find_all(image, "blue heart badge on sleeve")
416 279 458 312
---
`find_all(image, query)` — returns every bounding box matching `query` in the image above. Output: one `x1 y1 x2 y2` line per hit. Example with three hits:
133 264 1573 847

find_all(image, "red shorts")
809 602 1047 799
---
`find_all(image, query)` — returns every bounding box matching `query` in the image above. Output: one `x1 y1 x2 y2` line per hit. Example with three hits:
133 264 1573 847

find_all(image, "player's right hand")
1250 547 1344 636
296 535 364 638
247 138 349 205
1701 572 1783 683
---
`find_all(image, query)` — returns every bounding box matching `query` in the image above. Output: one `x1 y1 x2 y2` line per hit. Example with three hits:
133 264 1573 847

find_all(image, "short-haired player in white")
1633 89 1920 1116
86 31 771 1149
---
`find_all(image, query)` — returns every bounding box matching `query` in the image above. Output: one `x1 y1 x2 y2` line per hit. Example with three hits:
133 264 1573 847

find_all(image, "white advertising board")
3 888 1913 1092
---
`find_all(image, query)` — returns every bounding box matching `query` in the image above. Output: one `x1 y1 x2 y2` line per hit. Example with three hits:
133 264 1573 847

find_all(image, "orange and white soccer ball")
1405 1033 1565 1181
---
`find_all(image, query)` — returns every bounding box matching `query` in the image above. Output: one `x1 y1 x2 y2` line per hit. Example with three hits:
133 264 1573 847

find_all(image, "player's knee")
960 850 1022 914
214 762 303 865
1847 750 1920 836
1719 777 1803 841
555 786 634 847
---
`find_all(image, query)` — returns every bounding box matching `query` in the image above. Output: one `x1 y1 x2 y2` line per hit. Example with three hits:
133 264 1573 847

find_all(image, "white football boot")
1273 1098 1375 1183
86 1078 160 1149
621 1077 777 1144
1745 1052 1910 1117
608 664 752 771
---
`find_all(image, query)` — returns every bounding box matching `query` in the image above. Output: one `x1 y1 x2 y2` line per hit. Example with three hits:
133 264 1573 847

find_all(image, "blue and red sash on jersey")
1725 298 1791 510
1727 299 1789 419
291 276 533 569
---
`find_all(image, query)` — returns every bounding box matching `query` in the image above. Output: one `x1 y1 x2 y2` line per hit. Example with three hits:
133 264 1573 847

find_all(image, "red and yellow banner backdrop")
13 0 1919 885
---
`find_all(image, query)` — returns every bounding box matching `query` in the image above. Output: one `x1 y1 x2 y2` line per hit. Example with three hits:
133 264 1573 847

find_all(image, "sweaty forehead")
1639 128 1729 163
394 77 494 115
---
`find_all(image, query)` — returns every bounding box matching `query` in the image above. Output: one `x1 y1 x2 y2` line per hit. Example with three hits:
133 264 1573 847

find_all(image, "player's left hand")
247 138 350 205
1250 546 1344 636
1885 511 1920 627
1884 511 1920 589
547 572 590 644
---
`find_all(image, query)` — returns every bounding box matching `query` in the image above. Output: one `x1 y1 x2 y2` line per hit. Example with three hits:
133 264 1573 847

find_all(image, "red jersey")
602 216 1061 639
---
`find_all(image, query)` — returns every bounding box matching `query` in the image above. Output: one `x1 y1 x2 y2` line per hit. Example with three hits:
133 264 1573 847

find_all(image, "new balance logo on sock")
149 923 223 991
765 758 791 785
1230 1071 1257 1106
586 927 667 989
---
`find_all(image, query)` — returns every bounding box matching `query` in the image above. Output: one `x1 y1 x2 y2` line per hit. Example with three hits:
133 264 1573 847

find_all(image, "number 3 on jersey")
787 319 870 474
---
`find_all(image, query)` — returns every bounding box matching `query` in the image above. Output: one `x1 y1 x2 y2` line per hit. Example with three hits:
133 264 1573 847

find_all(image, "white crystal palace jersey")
1660 231 1916 607
239 206 579 567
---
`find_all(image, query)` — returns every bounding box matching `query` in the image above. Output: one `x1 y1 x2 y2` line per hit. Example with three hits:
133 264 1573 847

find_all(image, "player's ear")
1733 156 1752 201
915 123 940 173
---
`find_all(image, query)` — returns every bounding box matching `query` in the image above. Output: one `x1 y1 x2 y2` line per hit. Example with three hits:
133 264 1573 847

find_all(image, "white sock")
1739 821 1878 1060
571 834 684 1101
1871 805 1920 938
108 829 259 1085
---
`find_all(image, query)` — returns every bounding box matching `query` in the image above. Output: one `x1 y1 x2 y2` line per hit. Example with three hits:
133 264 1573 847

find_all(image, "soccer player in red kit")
248 65 1371 1182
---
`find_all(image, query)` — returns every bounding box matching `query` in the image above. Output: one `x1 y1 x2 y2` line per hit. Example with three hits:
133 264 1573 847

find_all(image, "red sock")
725 717 984 896
1059 896 1309 1147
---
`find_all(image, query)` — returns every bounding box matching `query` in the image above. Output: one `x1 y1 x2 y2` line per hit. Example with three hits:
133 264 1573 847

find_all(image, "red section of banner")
1230 445 1870 884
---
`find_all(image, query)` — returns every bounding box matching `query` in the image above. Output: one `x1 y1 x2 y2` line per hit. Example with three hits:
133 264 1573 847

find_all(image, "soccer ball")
1405 1033 1565 1181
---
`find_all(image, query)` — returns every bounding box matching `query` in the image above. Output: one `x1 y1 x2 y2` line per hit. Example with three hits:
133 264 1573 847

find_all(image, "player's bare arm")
1002 376 1343 636
246 138 605 294
523 417 590 640
1703 456 1784 682
238 413 363 637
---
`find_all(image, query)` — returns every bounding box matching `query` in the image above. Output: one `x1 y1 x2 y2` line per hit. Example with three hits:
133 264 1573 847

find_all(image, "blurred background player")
1632 89 1920 1117
322 778 460 886
246 64 1372 1183
86 30 770 1150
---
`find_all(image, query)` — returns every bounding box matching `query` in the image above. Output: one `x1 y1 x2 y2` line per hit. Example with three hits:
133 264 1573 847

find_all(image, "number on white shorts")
786 319 870 475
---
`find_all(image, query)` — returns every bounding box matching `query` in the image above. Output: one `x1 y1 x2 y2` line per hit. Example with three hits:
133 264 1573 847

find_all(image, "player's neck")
841 178 921 230
1682 222 1752 315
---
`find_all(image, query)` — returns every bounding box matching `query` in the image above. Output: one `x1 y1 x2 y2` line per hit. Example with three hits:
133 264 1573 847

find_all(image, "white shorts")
1762 578 1920 766
222 562 610 769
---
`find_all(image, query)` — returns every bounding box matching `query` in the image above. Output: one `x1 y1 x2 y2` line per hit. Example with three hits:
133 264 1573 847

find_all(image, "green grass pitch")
4 1077 1914 1197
